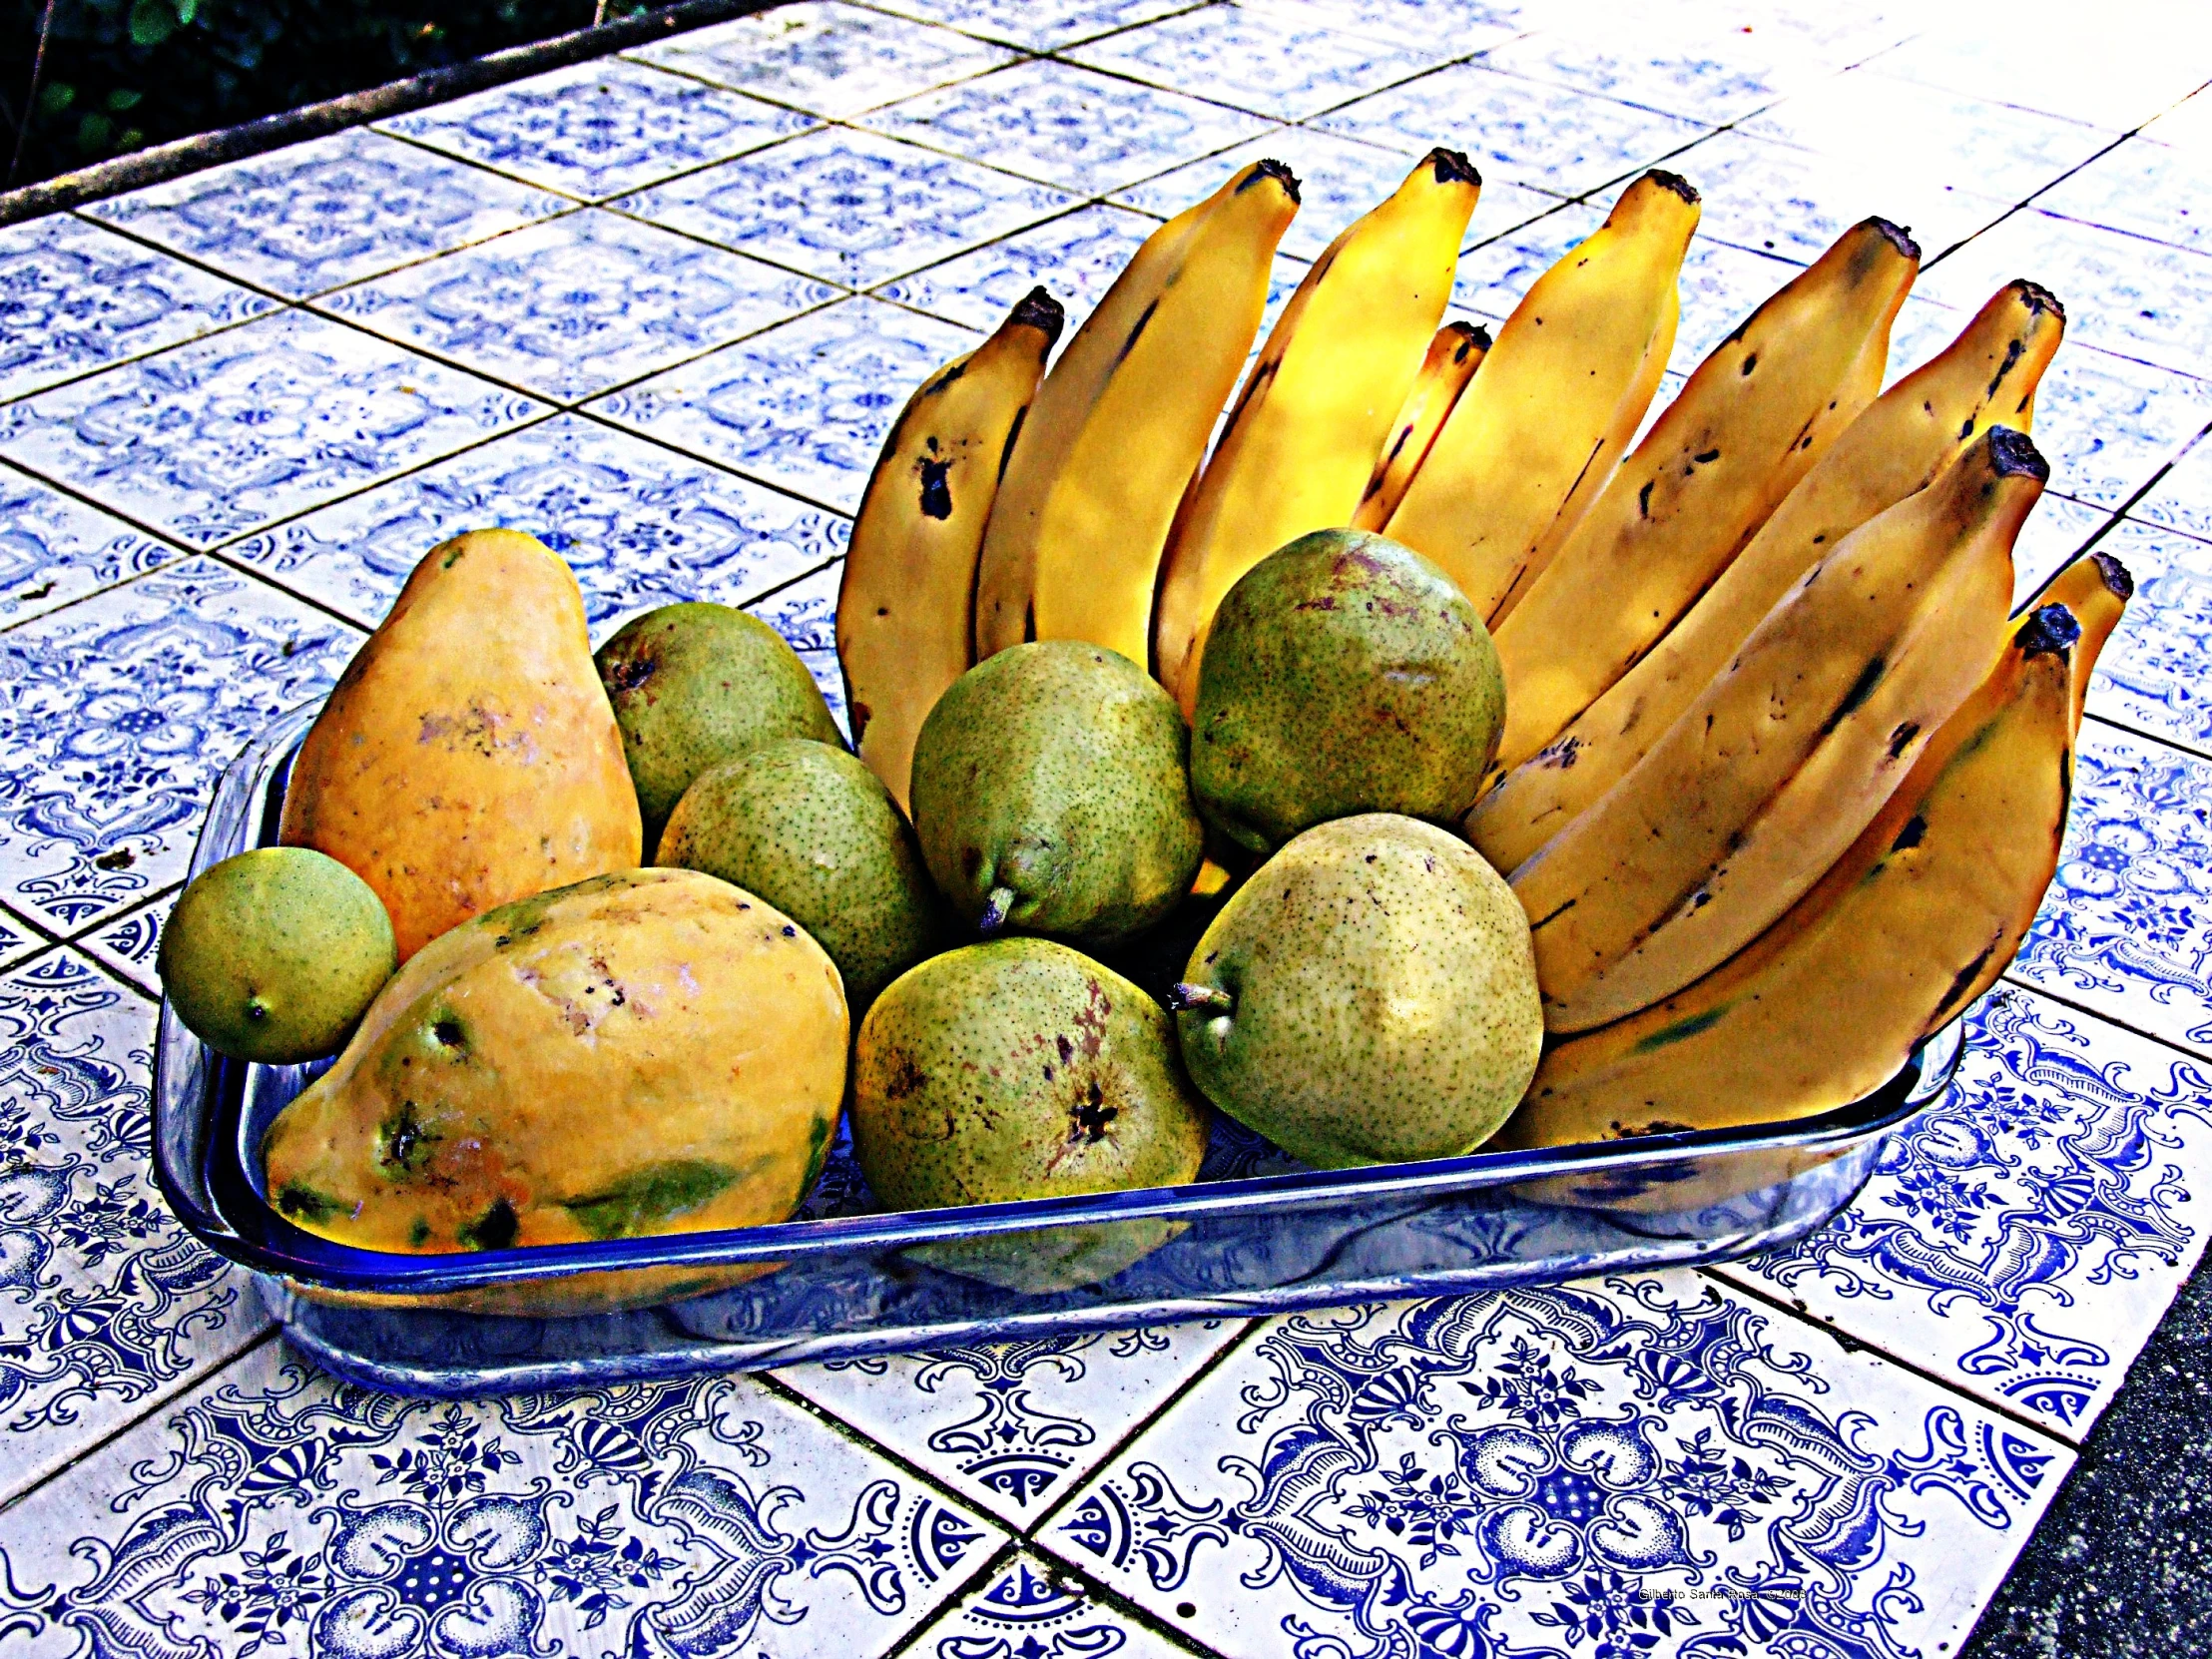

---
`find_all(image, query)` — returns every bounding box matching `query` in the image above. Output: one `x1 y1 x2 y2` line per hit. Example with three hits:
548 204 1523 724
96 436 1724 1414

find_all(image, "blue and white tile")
0 1341 1005 1658
1918 209 2212 383
618 126 1077 290
860 0 1195 53
0 465 176 627
2005 343 2212 512
83 128 570 300
746 558 850 738
2008 491 2118 605
381 56 816 202
1318 62 1706 200
0 948 270 1506
1048 1277 2068 1659
1449 199 1603 322
1861 14 2210 134
228 413 848 636
1474 24 1826 126
2127 425 2212 542
590 297 979 514
0 559 359 935
631 1 1017 120
2033 136 2212 260
319 211 835 404
78 881 174 996
1068 4 1455 123
778 1321 1248 1526
1717 984 2212 1439
2140 86 2212 158
0 215 275 405
2010 720 2212 1058
0 309 545 550
860 60 1274 198
876 203 1163 332
908 1554 1191 1659
1276 0 1526 56
0 907 44 971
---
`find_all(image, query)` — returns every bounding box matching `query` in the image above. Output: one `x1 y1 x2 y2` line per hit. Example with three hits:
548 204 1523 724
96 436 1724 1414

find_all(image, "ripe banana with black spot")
1487 218 1922 779
837 288 1064 812
972 161 1299 667
2022 545 2133 729
1469 279 2067 874
1382 170 1700 623
1352 320 1489 532
1512 425 2047 1034
1153 149 1482 711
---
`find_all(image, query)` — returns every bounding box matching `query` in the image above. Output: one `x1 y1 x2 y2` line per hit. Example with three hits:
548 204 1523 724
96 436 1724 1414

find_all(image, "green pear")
1191 528 1504 853
1171 814 1539 1167
657 739 941 1012
910 641 1204 945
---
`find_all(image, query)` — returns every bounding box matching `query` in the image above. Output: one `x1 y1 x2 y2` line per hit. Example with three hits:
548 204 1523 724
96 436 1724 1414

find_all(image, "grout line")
1992 968 2212 1077
751 1365 1019 1520
1021 1536 1245 1659
873 1538 1026 1659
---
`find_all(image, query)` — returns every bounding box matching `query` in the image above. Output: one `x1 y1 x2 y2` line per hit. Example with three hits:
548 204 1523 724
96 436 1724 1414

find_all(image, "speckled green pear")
158 846 397 1064
1172 814 1540 1167
1191 528 1505 853
657 738 942 1012
909 641 1204 945
851 938 1209 1290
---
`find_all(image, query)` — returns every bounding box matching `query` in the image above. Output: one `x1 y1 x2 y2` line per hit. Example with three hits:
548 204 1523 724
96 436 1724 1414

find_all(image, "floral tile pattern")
1277 0 1525 56
381 58 814 204
908 1553 1194 1659
0 465 176 628
778 1321 1249 1527
1448 200 1603 322
2008 490 2119 603
2034 136 2212 259
82 127 570 300
0 949 270 1506
860 0 1197 54
0 907 43 971
1472 24 1835 127
859 60 1275 197
745 556 850 737
1862 20 2209 134
1717 985 2212 1438
630 1 1018 120
2127 427 2212 542
0 309 546 550
226 412 849 635
2003 343 2212 512
319 210 837 404
0 215 276 406
618 125 1078 290
1047 1276 2069 1659
876 203 1162 331
0 1342 1005 1658
590 297 980 514
0 558 359 935
78 889 170 996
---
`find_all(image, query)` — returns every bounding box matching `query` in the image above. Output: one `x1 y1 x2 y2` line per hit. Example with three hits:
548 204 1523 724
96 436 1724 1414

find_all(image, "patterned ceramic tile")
2005 343 2212 511
2010 719 2212 1057
618 125 1077 290
590 297 979 514
0 907 44 971
319 211 836 404
2034 136 2212 260
0 949 270 1507
631 1 1017 120
1068 4 1455 123
778 1321 1249 1527
1048 1276 2069 1659
0 558 359 935
859 0 1195 53
0 464 177 628
227 412 849 635
1315 62 1707 200
381 56 816 202
77 886 172 996
1919 209 2212 382
2128 425 2212 541
1863 17 2211 133
0 215 275 406
0 309 545 550
0 1341 1005 1657
2008 490 2118 605
83 127 570 300
875 202 1162 331
908 1553 1193 1659
1274 0 1526 55
1474 25 1827 126
1718 985 2212 1439
2025 518 2212 759
745 557 849 737
1449 199 1604 322
859 59 1275 197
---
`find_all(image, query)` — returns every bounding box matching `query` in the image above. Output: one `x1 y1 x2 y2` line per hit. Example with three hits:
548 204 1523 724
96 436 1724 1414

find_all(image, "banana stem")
977 885 1018 935
1167 982 1235 1014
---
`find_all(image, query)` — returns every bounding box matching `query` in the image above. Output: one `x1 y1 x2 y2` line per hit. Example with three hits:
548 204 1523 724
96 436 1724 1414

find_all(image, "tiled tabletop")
3 0 2210 1653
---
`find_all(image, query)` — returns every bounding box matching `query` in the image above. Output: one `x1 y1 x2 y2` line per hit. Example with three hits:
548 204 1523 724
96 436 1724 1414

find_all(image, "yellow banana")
837 288 1064 811
1469 279 2066 873
973 161 1299 666
1153 150 1482 710
1487 219 1922 776
2022 545 2133 730
1499 602 2084 1147
1382 171 1700 623
1352 319 1489 532
1513 426 2047 1034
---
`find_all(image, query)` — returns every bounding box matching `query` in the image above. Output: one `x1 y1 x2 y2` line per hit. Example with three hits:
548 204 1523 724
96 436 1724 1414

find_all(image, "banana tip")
1425 147 1481 188
1985 425 2050 484
1246 158 1302 204
1009 285 1066 342
2090 549 2135 600
1644 168 1700 205
2012 278 2066 322
1866 217 1921 262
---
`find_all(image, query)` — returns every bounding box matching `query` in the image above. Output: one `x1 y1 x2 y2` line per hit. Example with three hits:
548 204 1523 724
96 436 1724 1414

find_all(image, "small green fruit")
158 847 397 1064
1192 528 1504 853
596 601 840 842
657 739 941 1012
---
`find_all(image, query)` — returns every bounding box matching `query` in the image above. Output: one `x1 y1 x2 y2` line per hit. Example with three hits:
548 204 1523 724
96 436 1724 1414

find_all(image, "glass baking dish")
152 701 1959 1397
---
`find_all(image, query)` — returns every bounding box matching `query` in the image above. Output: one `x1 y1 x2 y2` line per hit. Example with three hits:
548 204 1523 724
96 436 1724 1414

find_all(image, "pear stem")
1167 982 1235 1015
977 885 1017 935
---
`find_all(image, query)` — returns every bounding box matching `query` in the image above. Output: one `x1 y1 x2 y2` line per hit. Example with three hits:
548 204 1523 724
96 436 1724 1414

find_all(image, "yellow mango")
261 867 848 1258
280 528 642 960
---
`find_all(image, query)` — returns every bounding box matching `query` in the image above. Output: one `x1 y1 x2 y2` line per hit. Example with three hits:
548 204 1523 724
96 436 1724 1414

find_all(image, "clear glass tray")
152 702 1959 1397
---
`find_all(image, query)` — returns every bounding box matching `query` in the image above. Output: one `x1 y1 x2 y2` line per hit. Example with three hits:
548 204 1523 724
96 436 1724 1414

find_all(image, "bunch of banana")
1501 547 2127 1149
